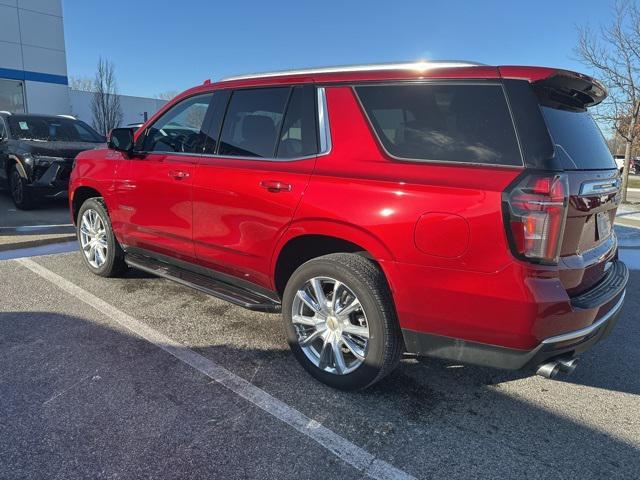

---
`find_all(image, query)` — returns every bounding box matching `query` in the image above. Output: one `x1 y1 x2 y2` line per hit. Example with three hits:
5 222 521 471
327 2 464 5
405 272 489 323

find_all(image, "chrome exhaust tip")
536 361 561 379
557 357 578 374
536 357 578 379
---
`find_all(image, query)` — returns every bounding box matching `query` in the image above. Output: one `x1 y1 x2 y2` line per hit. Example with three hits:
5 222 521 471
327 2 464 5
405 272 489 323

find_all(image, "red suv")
69 62 628 390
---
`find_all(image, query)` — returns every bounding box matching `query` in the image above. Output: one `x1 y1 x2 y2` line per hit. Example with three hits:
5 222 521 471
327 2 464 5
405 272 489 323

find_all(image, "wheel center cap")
326 316 340 331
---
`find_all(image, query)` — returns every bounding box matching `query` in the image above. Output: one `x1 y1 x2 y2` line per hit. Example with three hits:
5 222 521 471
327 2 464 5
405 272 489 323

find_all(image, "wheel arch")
7 154 28 179
271 220 396 297
71 185 103 224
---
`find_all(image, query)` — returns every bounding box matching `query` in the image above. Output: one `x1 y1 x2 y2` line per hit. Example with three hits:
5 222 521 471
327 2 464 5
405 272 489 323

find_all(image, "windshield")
7 116 105 143
541 107 616 170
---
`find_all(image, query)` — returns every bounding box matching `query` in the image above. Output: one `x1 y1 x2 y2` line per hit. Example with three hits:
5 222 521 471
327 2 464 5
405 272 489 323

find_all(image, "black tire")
76 197 127 277
9 165 35 210
282 253 403 390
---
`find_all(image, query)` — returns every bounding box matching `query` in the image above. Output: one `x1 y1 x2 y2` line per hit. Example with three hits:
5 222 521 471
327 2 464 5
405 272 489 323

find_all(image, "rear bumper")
402 283 627 371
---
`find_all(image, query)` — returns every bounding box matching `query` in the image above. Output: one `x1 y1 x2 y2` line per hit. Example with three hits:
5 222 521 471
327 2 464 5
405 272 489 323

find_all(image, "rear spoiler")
499 66 607 110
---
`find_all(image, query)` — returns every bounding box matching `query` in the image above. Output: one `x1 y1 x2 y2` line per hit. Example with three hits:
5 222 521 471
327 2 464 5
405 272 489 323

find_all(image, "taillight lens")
503 173 569 264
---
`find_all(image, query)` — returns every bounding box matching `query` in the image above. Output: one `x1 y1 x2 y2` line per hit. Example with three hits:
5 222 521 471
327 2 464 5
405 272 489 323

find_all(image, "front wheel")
9 166 35 210
282 253 403 390
77 197 127 277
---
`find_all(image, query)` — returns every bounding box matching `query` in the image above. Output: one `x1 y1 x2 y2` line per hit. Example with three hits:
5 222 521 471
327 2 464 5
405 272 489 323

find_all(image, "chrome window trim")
351 82 525 169
135 151 320 162
135 86 330 163
317 87 332 155
219 61 485 82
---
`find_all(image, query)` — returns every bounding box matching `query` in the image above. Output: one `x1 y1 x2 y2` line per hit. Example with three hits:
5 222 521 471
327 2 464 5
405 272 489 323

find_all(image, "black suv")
0 112 105 209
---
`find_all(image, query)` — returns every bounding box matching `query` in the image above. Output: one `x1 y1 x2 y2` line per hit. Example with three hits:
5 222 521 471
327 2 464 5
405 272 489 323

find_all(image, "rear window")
355 84 522 166
219 87 289 158
540 107 616 170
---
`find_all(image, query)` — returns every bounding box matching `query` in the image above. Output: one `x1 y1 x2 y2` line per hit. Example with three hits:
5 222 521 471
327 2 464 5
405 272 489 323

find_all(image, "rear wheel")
9 166 35 210
282 253 403 390
77 197 127 277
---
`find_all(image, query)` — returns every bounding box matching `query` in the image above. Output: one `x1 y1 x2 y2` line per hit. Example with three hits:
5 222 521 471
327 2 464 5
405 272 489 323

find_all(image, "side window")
202 90 231 154
276 85 318 159
73 121 103 142
355 84 522 166
0 119 5 139
141 93 213 154
218 87 290 158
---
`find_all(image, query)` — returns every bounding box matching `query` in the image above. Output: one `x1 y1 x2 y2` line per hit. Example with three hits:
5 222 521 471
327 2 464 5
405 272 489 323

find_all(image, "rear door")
192 85 318 288
113 93 214 261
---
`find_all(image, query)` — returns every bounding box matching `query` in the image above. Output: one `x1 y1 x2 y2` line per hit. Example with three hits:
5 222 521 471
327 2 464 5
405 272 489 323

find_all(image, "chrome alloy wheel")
292 277 370 375
79 209 108 268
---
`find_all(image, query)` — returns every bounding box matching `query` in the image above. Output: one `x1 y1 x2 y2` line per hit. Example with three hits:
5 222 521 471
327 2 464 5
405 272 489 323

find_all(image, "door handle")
169 170 189 180
260 180 292 192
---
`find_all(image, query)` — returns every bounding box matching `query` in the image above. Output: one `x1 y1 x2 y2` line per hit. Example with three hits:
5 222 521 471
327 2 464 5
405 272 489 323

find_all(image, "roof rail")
0 110 12 115
219 60 485 82
57 114 76 120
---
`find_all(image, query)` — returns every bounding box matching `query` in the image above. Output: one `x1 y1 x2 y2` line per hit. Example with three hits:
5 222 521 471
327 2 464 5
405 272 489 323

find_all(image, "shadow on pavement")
1 306 638 479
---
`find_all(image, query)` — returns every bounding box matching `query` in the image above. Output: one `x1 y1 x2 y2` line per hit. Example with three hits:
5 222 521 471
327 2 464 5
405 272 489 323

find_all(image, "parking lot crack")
42 370 97 406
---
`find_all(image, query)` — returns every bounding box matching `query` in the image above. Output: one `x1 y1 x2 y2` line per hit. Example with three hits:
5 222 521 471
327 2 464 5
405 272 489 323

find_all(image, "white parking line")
15 257 415 480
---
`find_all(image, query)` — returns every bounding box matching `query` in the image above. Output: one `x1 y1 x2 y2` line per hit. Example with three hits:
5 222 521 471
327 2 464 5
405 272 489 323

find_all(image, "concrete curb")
0 235 77 253
0 225 75 235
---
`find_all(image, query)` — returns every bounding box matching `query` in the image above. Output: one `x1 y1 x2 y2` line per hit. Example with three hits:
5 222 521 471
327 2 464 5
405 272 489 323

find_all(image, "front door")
113 93 214 261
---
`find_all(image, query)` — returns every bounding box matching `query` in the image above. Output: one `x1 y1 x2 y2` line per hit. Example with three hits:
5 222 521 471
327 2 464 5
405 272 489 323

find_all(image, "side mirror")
108 128 135 154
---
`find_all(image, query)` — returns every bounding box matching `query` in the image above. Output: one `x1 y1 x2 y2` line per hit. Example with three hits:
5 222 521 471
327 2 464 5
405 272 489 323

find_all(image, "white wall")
0 0 70 114
25 82 70 114
69 89 167 129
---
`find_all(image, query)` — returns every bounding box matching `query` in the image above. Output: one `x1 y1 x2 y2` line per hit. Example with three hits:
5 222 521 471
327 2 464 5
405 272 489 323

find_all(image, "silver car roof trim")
219 61 485 82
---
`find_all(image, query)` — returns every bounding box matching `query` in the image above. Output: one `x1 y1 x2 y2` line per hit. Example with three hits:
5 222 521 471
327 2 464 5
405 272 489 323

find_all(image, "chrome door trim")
317 87 332 155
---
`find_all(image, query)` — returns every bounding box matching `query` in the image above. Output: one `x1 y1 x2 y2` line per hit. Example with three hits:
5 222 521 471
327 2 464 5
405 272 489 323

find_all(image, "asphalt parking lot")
0 239 638 480
0 191 75 252
0 191 71 229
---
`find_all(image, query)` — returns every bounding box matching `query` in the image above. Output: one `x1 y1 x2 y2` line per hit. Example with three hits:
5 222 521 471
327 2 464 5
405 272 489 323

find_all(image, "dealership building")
0 0 165 125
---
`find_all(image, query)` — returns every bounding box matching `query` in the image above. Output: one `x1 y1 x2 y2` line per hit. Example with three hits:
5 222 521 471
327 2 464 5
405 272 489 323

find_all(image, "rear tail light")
502 173 569 264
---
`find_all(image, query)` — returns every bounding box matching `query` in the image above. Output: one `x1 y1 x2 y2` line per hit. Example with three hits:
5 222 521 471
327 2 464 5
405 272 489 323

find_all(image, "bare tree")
607 133 626 155
576 0 640 202
69 75 95 92
91 58 123 137
154 90 180 101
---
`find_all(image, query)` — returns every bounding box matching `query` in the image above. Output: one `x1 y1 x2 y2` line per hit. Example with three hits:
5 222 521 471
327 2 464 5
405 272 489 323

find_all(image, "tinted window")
202 90 231 154
277 85 318 159
141 93 213 154
219 88 289 158
356 84 522 165
7 116 104 142
0 119 5 139
541 107 616 170
73 121 105 142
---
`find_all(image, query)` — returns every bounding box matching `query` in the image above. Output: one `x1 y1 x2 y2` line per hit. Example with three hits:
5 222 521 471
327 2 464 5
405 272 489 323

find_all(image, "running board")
124 253 281 313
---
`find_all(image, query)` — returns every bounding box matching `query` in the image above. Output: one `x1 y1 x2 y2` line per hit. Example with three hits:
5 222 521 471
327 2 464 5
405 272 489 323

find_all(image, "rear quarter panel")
296 86 521 273
287 86 539 347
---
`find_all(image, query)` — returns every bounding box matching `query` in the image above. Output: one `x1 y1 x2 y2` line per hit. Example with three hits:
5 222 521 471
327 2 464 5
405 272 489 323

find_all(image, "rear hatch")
514 70 620 296
502 69 621 298
539 102 619 295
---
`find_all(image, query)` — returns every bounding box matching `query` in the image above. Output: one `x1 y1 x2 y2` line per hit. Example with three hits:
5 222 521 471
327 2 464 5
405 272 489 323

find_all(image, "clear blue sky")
61 0 615 98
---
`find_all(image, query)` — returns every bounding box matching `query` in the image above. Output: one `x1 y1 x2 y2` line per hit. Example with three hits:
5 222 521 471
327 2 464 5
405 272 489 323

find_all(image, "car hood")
13 140 106 159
